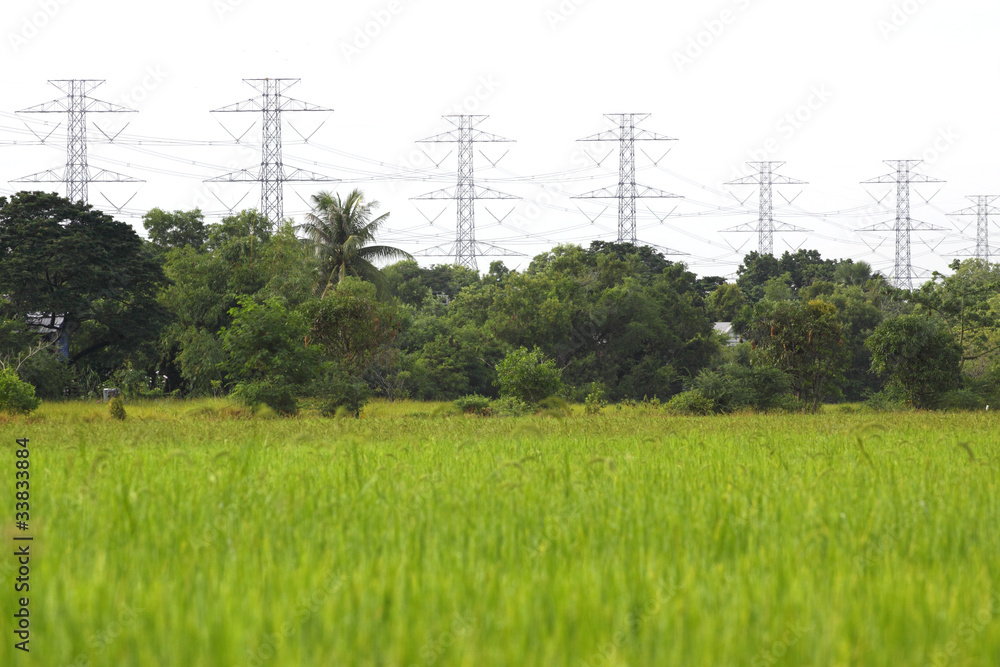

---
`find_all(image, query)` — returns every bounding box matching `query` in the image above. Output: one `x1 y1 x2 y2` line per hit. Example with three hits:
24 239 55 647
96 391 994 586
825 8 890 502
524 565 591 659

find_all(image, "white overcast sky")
2 0 998 279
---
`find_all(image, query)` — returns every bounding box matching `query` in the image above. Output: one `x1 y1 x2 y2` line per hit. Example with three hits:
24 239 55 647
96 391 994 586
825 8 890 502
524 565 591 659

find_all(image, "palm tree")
298 189 411 298
833 260 874 287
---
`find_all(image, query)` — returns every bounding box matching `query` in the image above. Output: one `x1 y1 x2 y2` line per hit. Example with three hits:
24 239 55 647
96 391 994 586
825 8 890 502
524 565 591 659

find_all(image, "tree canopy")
4 187 1000 414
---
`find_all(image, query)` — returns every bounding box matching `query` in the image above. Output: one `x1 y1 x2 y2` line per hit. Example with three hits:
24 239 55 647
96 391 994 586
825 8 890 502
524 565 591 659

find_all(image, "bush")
689 370 745 413
232 379 299 416
454 394 492 416
108 396 126 421
939 388 987 412
491 396 530 417
108 366 154 399
494 347 563 404
314 368 371 418
862 386 910 412
665 390 715 416
584 383 608 415
866 315 962 409
18 351 74 400
221 297 316 416
538 396 572 418
689 364 793 413
0 367 41 414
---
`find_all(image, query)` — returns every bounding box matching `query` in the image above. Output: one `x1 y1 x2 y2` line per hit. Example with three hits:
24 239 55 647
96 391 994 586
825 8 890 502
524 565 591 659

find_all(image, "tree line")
2 189 998 415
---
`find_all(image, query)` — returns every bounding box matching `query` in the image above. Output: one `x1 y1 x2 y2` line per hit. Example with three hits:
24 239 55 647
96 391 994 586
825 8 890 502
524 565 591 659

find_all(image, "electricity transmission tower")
861 160 946 290
208 78 335 227
412 115 521 271
14 79 142 205
723 161 808 256
573 113 683 247
947 196 1000 263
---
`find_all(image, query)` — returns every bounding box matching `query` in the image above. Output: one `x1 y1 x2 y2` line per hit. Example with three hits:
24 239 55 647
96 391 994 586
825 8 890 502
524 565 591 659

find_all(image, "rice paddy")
1 400 999 666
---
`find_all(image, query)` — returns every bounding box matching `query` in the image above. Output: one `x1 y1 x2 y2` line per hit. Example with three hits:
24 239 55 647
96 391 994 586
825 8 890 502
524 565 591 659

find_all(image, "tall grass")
1 402 998 666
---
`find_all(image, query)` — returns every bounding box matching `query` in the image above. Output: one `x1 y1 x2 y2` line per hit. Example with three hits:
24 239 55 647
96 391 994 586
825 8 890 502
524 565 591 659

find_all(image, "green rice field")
2 400 999 666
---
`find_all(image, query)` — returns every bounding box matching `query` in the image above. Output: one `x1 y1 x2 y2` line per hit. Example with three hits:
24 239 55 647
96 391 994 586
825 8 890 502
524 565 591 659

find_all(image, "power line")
946 195 1000 263
13 80 142 204
861 160 946 289
723 161 808 256
412 115 523 271
573 113 683 249
207 78 336 227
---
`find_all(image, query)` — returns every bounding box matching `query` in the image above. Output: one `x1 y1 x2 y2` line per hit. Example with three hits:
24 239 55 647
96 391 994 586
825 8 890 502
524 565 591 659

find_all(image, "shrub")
690 370 745 413
108 396 127 421
866 315 962 409
0 367 41 414
494 347 563 404
689 364 792 413
231 379 299 416
862 386 910 412
491 396 530 417
665 389 715 416
584 383 608 415
220 296 316 416
108 366 154 399
315 368 371 418
18 351 74 400
939 388 987 412
454 394 493 416
538 396 572 418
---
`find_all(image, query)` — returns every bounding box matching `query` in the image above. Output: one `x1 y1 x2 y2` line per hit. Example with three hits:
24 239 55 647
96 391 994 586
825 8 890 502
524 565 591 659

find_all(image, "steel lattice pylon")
208 78 335 228
861 160 946 290
412 115 521 271
573 113 683 247
455 115 477 265
947 196 1000 264
14 79 142 204
723 162 808 256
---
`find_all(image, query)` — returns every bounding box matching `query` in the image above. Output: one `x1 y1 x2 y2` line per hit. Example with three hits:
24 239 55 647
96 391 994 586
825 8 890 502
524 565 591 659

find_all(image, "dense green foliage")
0 366 40 414
108 394 126 420
866 314 963 409
221 297 315 415
3 402 1000 665
298 189 411 298
494 347 564 404
143 207 209 252
4 189 1000 412
746 299 849 411
0 192 168 375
